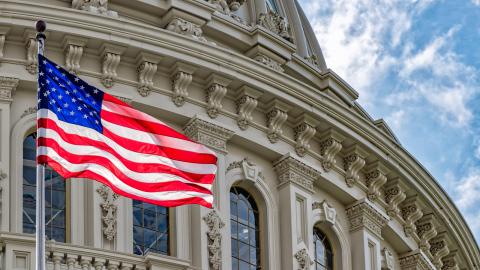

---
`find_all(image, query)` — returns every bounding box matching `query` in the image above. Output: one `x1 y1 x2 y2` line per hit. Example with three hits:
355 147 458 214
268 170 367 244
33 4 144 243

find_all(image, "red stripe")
101 109 191 141
38 138 213 194
102 126 216 164
37 155 213 208
38 118 215 183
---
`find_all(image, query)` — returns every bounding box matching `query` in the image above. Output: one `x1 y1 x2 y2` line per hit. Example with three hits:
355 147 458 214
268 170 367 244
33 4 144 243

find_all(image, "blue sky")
298 0 480 242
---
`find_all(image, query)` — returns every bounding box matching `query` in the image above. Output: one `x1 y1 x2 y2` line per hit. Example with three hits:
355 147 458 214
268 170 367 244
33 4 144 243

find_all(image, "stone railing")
0 233 193 270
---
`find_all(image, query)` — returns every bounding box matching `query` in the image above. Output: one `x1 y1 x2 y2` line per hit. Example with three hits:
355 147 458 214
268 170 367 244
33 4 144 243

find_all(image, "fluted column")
274 154 320 270
346 199 389 270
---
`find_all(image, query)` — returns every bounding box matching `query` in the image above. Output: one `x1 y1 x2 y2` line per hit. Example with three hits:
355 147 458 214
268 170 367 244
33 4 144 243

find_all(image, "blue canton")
38 54 104 133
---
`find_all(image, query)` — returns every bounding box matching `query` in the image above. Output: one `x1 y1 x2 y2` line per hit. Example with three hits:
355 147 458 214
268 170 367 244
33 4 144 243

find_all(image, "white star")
83 104 87 108
46 80 50 84
58 95 63 100
46 90 50 95
54 76 59 81
64 103 69 108
67 81 71 85
51 99 56 104
95 120 99 124
92 100 96 105
43 60 47 64
72 98 76 103
39 72 44 76
43 92 48 97
66 90 70 95
74 77 80 82
59 84 65 88
80 85 85 90
57 108 61 112
93 89 99 94
51 88 56 92
61 73 66 77
78 106 82 111
70 111 74 116
37 88 41 92
89 112 93 116
38 98 41 103
83 114 88 119
48 68 53 73
73 89 77 93
86 93 91 97
55 65 60 69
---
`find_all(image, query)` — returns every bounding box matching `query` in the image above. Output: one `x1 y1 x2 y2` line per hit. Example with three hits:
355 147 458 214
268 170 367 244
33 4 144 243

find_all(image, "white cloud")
454 168 480 240
473 0 480 6
385 110 406 130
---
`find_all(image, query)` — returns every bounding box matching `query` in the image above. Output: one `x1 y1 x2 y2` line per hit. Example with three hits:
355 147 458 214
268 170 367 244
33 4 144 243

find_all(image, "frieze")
184 116 234 153
273 154 320 193
346 200 389 238
254 54 284 72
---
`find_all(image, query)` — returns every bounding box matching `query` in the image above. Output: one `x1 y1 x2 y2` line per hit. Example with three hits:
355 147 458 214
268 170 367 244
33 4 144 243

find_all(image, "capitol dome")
0 0 478 269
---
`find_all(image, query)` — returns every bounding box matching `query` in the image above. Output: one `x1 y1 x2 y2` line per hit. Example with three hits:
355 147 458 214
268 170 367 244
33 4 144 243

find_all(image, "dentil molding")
346 200 389 238
184 115 235 154
273 154 321 193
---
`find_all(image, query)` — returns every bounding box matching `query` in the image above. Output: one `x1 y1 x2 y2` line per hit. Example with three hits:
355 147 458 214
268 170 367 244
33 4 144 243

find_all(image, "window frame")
313 227 334 270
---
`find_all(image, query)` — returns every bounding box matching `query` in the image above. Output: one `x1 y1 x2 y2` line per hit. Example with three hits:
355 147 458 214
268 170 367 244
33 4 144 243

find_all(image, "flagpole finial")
35 20 47 33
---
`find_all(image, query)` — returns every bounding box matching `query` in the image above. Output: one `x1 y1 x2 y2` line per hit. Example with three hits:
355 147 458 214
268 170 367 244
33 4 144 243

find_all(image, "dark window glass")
132 200 169 256
314 228 334 270
266 0 278 11
22 133 67 243
230 187 260 270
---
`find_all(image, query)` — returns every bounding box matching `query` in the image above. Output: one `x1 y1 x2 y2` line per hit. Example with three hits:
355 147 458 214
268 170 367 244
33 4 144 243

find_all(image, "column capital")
273 153 321 193
184 115 235 154
346 199 389 238
399 250 435 270
0 76 19 103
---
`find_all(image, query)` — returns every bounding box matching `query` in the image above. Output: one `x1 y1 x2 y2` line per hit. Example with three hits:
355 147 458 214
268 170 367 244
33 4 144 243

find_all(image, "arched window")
132 200 169 255
266 0 278 12
314 228 334 270
230 187 260 270
23 133 67 242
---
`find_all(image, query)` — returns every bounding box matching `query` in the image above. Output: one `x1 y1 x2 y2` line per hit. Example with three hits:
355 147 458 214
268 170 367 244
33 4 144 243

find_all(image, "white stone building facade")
0 0 478 269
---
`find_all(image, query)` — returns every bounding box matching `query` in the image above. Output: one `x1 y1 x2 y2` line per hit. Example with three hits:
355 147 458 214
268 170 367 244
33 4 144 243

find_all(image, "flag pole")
35 20 47 270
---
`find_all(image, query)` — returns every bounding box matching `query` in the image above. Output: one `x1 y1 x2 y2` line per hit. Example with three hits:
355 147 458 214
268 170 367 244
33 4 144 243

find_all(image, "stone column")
184 115 234 270
346 199 389 270
0 76 18 231
273 154 321 270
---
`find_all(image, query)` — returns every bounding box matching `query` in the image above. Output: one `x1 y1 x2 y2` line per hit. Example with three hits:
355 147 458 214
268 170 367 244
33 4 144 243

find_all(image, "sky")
297 0 480 243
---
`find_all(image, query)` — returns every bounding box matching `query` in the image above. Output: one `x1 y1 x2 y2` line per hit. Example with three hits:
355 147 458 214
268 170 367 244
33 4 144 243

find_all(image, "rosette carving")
401 197 423 238
364 162 389 201
265 99 290 143
319 129 344 172
343 145 367 187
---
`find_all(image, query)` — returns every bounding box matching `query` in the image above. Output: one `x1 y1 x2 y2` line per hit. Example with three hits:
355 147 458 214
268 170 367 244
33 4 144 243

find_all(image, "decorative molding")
294 248 313 270
346 200 389 238
399 250 435 270
96 184 119 241
265 99 290 143
305 55 319 67
100 44 126 88
207 0 246 23
381 248 395 270
21 107 37 118
203 210 225 270
136 53 161 97
364 161 389 201
72 0 118 17
257 10 293 42
226 158 260 184
24 31 38 74
62 36 87 74
384 179 407 217
416 214 438 257
429 234 450 269
401 197 423 238
293 114 317 157
273 154 320 193
0 76 19 102
205 74 231 118
254 54 284 72
235 86 263 130
184 116 235 153
319 129 344 172
441 253 459 270
166 17 208 43
312 200 336 226
171 63 195 107
343 145 367 187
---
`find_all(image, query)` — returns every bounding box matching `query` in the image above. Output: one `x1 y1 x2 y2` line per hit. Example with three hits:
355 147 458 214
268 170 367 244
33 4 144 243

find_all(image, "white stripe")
38 146 213 204
38 109 217 175
102 101 216 156
39 127 212 190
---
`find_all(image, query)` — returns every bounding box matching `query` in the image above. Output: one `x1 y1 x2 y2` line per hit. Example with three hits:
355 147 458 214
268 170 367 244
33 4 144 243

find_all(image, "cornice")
346 199 390 238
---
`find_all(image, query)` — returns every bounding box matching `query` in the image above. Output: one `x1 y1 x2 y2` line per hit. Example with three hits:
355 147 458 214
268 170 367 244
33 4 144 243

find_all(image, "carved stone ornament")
381 248 395 270
101 45 125 88
343 145 367 187
235 86 263 130
25 35 38 74
312 200 336 225
273 154 320 193
227 158 260 183
305 55 319 67
0 76 19 102
205 76 229 119
257 10 293 42
294 115 317 157
364 162 389 201
346 200 389 238
166 18 208 43
429 236 450 269
203 210 225 270
171 63 195 107
416 214 438 256
96 184 119 241
254 54 284 72
401 197 423 238
265 99 290 143
0 27 8 62
72 0 118 17
441 254 459 270
319 129 344 172
136 53 161 97
384 179 406 217
399 251 435 270
21 107 37 118
294 248 313 270
184 116 235 153
63 37 87 75
207 0 247 24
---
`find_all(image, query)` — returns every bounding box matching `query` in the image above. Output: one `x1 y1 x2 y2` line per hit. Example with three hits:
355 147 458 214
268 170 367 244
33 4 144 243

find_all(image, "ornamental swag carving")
294 248 313 270
96 184 119 241
72 0 118 17
203 210 225 270
257 10 293 42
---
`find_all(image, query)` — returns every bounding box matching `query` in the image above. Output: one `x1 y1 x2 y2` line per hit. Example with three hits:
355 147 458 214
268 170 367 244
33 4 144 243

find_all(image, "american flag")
37 54 217 208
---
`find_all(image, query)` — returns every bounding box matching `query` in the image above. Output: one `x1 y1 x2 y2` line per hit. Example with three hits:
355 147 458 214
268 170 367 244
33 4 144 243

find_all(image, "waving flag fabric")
36 54 217 208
